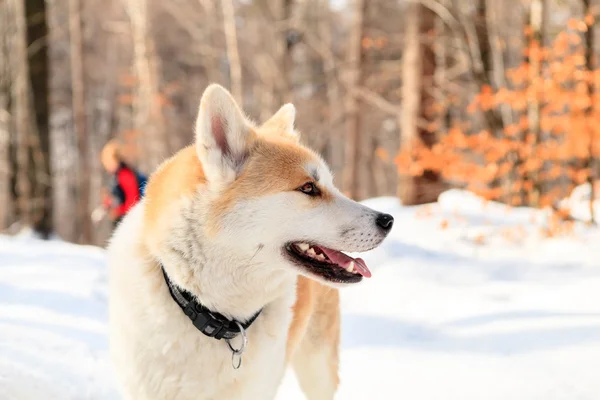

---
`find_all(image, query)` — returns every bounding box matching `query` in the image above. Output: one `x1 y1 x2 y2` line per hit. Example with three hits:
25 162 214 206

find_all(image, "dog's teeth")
346 261 355 273
316 254 326 261
298 243 310 251
306 248 316 257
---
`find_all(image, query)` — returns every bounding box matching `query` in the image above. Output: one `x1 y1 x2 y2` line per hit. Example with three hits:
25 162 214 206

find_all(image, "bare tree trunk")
273 0 293 105
320 0 343 180
475 0 491 75
399 3 442 205
452 0 504 137
0 0 11 229
27 0 52 237
583 0 596 224
6 3 17 233
0 94 8 230
399 3 421 204
342 0 365 199
487 0 513 128
221 0 243 104
13 0 32 227
125 0 167 171
525 0 545 206
69 0 90 243
434 0 449 135
0 107 8 231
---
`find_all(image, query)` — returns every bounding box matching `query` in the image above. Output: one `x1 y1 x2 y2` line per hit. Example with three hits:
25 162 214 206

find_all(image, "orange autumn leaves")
397 20 600 210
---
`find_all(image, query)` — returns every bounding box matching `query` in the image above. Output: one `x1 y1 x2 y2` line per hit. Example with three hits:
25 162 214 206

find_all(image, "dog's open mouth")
284 242 371 284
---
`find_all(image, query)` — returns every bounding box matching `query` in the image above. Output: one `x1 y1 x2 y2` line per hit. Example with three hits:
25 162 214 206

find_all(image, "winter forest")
2 1 600 398
1 0 600 245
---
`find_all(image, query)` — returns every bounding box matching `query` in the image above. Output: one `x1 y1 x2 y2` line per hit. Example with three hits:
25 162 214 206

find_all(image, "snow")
1 190 600 399
558 183 600 223
0 237 116 400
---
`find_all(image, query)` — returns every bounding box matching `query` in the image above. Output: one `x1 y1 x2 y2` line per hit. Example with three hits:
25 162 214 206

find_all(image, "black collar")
162 266 262 340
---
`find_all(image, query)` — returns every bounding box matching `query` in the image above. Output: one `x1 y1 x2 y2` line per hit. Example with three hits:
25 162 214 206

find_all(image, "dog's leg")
291 283 340 400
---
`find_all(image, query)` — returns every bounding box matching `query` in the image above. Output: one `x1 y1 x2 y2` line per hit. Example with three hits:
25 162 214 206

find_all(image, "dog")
107 84 394 400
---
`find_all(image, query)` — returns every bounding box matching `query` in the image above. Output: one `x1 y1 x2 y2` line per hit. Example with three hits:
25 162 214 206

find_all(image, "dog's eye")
298 182 320 196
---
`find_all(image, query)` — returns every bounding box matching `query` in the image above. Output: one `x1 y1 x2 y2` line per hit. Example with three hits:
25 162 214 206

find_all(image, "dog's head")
189 84 393 286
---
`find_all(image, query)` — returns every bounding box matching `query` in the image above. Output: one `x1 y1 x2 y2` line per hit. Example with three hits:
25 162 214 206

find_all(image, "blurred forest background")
1 0 599 246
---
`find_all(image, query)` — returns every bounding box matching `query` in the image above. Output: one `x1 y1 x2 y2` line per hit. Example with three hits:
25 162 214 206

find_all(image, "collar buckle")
184 303 232 340
162 268 262 350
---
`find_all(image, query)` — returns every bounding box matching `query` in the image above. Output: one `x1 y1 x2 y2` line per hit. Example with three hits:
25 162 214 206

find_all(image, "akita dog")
108 84 394 400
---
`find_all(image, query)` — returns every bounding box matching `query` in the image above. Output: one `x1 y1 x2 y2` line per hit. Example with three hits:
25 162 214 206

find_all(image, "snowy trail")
0 238 116 400
1 192 600 399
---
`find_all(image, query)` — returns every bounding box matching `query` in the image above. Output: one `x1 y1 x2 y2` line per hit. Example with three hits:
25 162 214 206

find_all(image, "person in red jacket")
100 140 142 227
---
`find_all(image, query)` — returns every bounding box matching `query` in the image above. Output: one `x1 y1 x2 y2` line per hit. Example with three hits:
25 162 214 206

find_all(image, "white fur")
108 84 391 400
261 103 298 139
216 166 387 287
109 203 297 400
195 84 254 188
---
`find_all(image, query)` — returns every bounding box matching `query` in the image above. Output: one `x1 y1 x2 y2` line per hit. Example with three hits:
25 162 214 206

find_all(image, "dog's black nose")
375 213 394 231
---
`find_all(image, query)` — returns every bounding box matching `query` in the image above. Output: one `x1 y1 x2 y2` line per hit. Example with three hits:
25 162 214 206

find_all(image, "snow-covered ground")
1 190 600 400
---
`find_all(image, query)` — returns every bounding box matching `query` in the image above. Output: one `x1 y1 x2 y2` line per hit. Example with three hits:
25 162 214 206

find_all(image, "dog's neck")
158 203 296 321
161 251 294 322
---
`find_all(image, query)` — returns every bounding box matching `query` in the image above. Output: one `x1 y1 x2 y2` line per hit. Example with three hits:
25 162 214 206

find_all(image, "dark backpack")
135 170 148 197
110 163 147 204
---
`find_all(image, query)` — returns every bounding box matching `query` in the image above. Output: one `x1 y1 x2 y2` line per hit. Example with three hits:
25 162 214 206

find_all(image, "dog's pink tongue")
318 247 372 278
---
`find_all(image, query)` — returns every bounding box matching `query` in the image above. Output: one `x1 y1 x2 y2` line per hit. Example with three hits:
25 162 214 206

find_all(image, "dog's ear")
195 84 254 186
260 104 299 141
